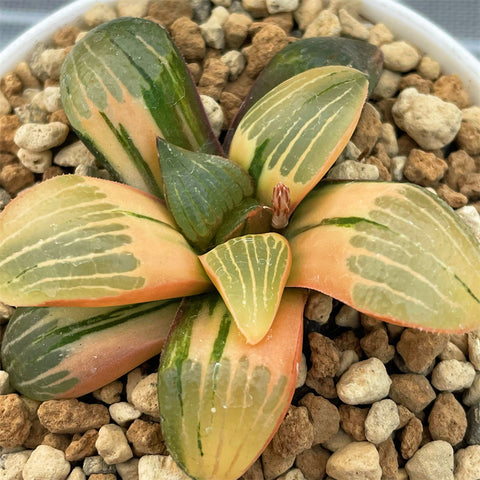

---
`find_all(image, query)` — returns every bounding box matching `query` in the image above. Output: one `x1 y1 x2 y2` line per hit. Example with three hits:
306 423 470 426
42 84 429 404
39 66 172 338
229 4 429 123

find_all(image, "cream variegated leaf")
199 233 291 344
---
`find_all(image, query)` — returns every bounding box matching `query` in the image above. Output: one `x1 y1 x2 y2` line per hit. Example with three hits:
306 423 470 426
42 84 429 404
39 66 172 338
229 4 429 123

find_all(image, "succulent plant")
1 17 480 480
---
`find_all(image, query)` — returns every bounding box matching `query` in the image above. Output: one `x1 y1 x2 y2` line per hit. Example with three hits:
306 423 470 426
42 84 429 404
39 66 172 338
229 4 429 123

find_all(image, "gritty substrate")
0 1 480 479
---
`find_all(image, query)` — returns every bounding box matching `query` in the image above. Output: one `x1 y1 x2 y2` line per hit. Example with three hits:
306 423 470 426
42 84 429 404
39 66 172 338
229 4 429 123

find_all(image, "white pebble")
66 466 86 480
391 156 406 181
372 69 401 99
336 350 360 377
54 140 96 168
23 445 71 480
454 445 480 480
200 95 224 138
326 441 382 480
277 468 305 480
221 50 246 81
95 424 133 465
117 458 140 480
200 21 225 49
392 88 462 150
405 440 454 480
14 122 69 152
131 373 160 419
417 55 441 80
0 450 31 479
322 428 354 453
304 10 341 38
379 123 399 156
109 402 142 426
84 4 117 27
431 359 476 392
457 206 480 243
368 22 394 46
296 353 307 389
468 330 480 370
18 148 52 174
338 8 369 40
0 370 13 395
42 86 62 113
138 455 191 480
380 41 421 72
294 0 323 31
364 399 399 444
327 160 379 180
266 0 299 14
36 48 67 80
337 357 392 405
126 368 145 404
440 341 467 362
463 373 480 407
117 0 150 17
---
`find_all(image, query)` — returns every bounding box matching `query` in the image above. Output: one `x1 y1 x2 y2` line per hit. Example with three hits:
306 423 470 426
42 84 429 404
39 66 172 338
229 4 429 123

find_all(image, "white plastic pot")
0 0 479 105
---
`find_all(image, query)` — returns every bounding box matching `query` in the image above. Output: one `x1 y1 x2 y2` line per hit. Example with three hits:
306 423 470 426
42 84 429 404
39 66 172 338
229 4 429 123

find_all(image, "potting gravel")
1 0 480 479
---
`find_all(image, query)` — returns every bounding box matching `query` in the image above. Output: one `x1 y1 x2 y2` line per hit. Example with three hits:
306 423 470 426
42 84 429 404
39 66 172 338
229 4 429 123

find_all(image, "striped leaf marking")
157 140 254 251
286 181 480 332
60 17 220 197
0 175 210 307
1 300 178 400
199 233 292 345
228 66 368 212
158 290 305 480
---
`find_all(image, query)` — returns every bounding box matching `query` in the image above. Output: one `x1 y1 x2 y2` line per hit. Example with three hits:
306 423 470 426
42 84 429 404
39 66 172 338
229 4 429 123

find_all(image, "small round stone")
428 392 467 446
337 358 392 405
326 441 382 480
95 424 133 465
454 445 480 480
23 445 71 480
364 399 399 444
430 359 476 392
405 440 454 480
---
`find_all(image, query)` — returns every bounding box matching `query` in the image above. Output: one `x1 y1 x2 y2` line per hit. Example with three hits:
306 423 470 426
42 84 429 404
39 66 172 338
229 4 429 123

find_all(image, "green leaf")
158 290 305 480
60 17 221 197
157 140 254 252
229 66 368 214
0 175 210 307
285 181 480 333
2 300 179 400
214 197 273 245
224 37 383 150
199 233 291 344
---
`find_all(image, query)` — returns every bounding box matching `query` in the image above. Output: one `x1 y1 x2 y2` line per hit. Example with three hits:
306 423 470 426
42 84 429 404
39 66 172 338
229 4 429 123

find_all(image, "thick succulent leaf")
199 233 291 344
224 37 382 150
1 300 178 400
0 175 210 307
158 289 305 480
229 66 368 213
157 139 254 251
60 17 221 197
285 181 480 333
214 198 273 245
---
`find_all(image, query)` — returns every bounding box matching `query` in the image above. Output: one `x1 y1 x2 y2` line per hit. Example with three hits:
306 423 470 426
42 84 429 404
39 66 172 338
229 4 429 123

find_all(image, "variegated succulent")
1 17 480 480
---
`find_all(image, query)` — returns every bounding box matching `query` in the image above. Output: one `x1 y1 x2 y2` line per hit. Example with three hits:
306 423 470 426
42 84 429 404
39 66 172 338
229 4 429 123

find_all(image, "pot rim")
0 0 479 103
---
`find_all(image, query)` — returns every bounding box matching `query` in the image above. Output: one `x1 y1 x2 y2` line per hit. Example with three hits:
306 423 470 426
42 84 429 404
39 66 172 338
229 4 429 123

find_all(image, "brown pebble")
351 103 382 156
428 392 467 446
436 183 468 208
53 25 82 47
48 109 70 125
147 0 192 29
42 432 71 452
338 405 368 441
24 419 49 449
0 72 23 98
223 13 253 49
0 162 35 195
42 165 64 181
377 437 399 480
0 394 32 448
389 374 436 413
334 330 362 358
433 74 471 109
0 152 17 169
263 12 294 34
365 155 392 180
224 71 256 102
360 326 395 363
460 173 480 200
396 329 448 373
0 114 21 153
198 57 229 100
14 62 41 89
308 332 340 379
170 17 206 63
65 429 98 461
397 404 415 429
375 98 396 124
89 475 116 480
37 399 110 434
305 374 338 399
244 24 290 79
299 393 340 445
220 91 243 129
397 133 420 156
456 121 480 155
295 444 330 480
400 416 423 459
403 149 448 187
126 419 166 456
445 149 477 190
398 73 433 94
270 405 314 458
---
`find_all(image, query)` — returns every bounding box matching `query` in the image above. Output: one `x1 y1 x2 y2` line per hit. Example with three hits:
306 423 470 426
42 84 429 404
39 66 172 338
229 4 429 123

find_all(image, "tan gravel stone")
308 333 340 379
0 394 32 448
433 74 471 109
126 419 166 456
400 417 423 459
65 429 98 462
389 374 436 413
403 149 448 187
428 392 467 445
338 405 368 441
170 17 206 62
295 444 330 480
